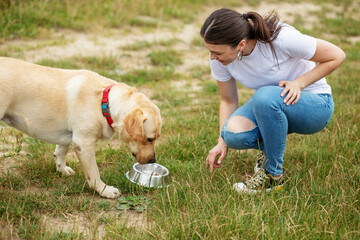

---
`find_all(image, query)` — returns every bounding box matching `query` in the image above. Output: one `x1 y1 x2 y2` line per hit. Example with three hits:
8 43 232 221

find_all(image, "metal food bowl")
126 163 170 188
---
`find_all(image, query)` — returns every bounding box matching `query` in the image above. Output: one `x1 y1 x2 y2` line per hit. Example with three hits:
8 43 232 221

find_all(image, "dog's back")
0 57 115 144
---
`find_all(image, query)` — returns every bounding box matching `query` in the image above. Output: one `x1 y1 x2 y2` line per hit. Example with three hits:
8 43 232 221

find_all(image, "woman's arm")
279 38 346 105
206 78 238 172
218 78 239 135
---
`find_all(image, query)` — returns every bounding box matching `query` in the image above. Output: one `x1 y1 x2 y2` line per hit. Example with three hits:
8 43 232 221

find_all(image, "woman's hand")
278 80 302 105
206 140 228 172
278 39 345 106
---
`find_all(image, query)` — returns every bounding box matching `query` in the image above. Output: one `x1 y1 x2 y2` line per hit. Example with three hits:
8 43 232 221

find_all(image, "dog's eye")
147 138 154 142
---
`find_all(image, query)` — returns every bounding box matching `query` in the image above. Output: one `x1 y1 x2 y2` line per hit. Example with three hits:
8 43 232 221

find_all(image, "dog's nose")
148 156 156 163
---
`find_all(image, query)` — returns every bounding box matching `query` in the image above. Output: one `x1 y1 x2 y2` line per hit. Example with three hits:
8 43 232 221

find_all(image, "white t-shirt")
210 24 331 94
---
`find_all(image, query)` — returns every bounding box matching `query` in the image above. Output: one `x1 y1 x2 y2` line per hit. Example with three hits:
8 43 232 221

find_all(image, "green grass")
0 0 212 41
0 0 359 239
120 40 152 51
148 49 183 67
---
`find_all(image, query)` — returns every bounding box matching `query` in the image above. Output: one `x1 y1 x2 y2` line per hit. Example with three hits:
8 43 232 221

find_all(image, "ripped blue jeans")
221 86 334 176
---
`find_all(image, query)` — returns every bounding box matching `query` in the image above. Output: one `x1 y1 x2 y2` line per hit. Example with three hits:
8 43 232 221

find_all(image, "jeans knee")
221 128 260 150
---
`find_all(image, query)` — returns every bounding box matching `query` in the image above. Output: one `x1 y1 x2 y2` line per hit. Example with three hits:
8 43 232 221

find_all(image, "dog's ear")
123 107 147 142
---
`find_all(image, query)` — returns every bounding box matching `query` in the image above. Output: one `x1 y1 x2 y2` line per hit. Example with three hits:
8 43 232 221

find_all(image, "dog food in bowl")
126 163 170 188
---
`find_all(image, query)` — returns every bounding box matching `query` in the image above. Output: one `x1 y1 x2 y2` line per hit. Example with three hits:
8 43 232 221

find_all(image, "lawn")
0 0 359 239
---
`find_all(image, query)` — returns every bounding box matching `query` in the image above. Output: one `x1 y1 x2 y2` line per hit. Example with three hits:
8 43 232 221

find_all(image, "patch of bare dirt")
0 157 19 176
40 210 149 239
0 222 20 240
242 2 321 25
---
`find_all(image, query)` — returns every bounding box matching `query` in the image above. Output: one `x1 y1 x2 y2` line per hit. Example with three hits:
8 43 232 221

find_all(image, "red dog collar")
101 84 116 128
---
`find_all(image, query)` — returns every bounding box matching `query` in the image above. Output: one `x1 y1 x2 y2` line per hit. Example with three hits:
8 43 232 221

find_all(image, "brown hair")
200 8 282 62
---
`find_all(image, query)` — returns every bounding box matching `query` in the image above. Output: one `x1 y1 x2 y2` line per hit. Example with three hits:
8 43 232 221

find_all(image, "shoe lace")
256 152 265 166
245 169 268 189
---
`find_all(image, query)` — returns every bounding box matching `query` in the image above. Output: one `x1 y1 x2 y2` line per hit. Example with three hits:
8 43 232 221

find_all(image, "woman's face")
203 40 239 65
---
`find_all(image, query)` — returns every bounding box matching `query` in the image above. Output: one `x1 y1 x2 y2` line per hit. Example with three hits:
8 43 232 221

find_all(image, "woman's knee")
227 115 256 133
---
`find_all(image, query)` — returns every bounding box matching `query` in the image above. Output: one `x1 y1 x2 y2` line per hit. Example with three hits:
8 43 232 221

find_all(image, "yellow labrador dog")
0 57 161 198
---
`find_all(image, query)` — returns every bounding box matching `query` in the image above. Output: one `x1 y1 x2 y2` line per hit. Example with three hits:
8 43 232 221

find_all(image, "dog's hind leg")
54 144 75 176
0 93 12 122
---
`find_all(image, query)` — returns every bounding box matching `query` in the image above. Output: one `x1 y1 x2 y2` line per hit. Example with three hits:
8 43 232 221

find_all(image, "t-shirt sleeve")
277 25 317 60
210 59 233 82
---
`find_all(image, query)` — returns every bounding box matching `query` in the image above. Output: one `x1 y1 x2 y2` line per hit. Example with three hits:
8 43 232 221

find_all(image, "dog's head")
115 92 161 164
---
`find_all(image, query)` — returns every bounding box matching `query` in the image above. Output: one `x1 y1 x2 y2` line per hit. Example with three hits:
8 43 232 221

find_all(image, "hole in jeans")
227 116 256 133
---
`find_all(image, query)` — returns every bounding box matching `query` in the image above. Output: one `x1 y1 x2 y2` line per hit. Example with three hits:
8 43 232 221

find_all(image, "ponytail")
246 11 281 43
246 11 281 65
201 8 282 64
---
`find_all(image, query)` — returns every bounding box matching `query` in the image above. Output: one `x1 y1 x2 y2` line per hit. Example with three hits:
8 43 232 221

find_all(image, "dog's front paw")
100 185 120 199
57 166 75 176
